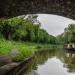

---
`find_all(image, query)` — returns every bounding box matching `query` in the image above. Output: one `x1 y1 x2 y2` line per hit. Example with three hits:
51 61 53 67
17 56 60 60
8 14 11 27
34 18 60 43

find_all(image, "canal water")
24 49 75 75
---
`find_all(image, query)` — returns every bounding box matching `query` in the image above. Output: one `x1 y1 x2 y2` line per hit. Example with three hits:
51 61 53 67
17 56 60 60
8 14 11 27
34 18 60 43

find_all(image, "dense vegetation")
56 24 75 44
0 14 74 62
0 39 36 61
0 15 57 61
0 16 56 44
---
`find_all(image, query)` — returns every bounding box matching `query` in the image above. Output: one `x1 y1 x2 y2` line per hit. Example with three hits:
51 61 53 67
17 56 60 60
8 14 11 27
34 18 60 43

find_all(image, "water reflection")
63 50 75 73
24 49 75 75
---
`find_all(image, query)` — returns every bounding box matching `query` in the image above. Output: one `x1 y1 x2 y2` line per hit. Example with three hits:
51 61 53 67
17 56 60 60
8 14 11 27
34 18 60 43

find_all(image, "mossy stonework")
0 0 75 19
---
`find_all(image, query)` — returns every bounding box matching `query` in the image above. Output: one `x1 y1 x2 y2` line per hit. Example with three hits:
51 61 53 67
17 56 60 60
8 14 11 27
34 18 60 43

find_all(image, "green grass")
0 39 37 61
0 39 14 55
0 39 59 61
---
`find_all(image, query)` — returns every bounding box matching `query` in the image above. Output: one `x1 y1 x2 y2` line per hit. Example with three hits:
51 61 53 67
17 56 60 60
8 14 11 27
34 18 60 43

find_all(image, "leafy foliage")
0 17 56 44
56 24 75 44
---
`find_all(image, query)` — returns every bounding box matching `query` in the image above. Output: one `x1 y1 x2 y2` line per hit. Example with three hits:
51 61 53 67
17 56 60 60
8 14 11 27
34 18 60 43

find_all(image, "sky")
37 14 75 36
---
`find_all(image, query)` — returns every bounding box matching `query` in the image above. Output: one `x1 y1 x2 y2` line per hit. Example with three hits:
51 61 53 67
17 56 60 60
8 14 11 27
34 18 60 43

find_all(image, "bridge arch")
0 0 75 19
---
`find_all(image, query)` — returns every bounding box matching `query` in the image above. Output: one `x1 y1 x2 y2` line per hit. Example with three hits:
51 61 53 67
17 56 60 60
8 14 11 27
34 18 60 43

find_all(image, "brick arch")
0 0 75 19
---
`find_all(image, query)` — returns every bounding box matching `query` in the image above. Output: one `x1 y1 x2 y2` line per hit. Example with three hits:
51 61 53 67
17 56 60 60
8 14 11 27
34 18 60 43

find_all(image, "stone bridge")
0 0 75 19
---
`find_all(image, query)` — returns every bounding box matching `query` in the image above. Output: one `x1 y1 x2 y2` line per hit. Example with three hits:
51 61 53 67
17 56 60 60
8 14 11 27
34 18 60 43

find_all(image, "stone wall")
0 0 75 19
0 56 34 75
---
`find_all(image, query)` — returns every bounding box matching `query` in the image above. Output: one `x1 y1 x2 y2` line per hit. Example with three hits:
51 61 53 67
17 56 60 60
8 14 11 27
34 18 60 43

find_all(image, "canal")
23 49 75 75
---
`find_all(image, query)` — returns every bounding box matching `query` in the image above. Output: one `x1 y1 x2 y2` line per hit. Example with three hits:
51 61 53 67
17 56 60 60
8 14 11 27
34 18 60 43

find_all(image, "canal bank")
0 49 75 75
0 55 35 75
0 48 59 75
0 39 61 75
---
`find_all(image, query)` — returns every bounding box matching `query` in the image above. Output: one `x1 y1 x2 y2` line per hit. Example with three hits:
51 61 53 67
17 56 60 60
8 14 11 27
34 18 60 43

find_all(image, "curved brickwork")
0 0 75 19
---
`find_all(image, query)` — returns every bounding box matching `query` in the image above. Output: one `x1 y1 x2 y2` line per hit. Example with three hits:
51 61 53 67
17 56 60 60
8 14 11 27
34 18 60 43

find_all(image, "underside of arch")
0 0 75 19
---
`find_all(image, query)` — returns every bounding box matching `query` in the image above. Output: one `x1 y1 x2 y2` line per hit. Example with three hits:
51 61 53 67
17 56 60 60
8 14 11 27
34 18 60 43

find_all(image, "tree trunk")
8 32 11 40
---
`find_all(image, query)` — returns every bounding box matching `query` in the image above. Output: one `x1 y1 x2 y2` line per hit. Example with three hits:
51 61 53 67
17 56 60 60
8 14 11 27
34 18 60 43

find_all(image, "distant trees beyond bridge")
0 0 75 19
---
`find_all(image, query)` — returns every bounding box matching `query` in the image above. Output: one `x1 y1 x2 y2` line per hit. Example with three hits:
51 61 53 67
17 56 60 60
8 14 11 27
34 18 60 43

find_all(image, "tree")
57 24 75 44
0 16 57 44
